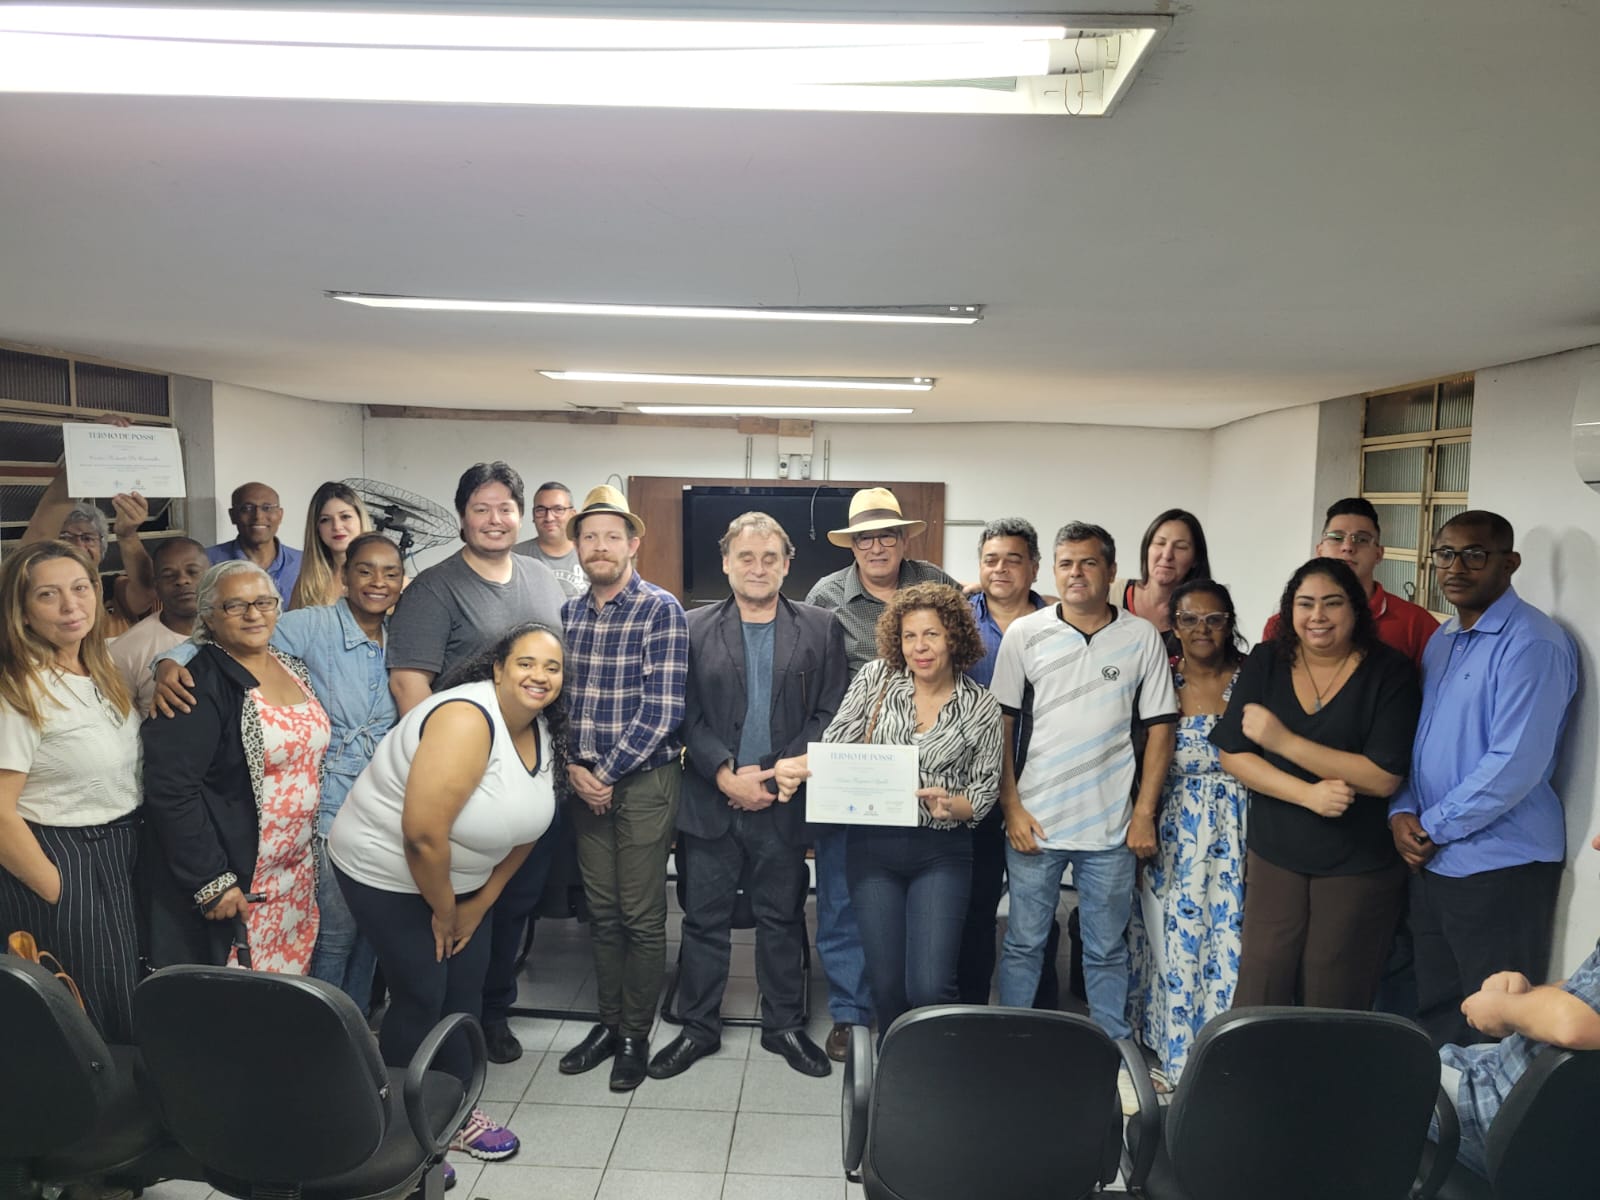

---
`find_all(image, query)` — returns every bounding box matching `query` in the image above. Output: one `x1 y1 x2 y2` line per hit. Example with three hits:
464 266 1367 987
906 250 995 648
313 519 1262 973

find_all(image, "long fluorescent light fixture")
0 8 1171 116
541 371 934 392
330 293 983 325
633 405 914 416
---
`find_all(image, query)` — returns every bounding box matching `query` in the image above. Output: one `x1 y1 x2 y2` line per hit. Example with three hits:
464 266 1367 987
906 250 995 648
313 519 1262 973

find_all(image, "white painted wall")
208 382 366 551
1469 344 1600 977
817 421 1213 582
1205 404 1324 639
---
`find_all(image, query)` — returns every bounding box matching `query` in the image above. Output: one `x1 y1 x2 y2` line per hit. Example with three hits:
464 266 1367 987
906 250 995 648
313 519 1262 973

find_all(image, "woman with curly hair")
288 480 374 610
776 582 1002 1029
0 541 141 1042
328 621 567 1162
1211 557 1421 1010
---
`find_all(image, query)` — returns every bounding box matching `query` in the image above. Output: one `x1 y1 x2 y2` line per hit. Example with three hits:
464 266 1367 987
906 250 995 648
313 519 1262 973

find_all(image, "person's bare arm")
389 668 435 717
1240 702 1404 797
1218 749 1355 819
1128 721 1176 858
110 492 155 613
1462 980 1600 1048
401 702 493 959
0 771 62 902
999 714 1047 853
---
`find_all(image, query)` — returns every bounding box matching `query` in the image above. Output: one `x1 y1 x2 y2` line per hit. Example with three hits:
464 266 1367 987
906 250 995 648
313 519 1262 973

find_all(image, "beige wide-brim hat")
826 487 926 548
565 484 647 541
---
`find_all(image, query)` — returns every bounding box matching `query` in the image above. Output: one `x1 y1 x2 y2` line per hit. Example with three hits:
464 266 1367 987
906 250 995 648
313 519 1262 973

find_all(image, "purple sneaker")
441 1161 456 1191
450 1108 520 1161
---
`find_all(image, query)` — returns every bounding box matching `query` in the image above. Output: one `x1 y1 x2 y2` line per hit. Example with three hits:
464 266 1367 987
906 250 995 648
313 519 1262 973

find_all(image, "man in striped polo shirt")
991 521 1178 1039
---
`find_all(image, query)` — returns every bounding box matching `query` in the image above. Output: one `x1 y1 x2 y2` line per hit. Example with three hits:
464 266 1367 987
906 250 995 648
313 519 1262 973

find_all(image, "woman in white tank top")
329 621 567 1163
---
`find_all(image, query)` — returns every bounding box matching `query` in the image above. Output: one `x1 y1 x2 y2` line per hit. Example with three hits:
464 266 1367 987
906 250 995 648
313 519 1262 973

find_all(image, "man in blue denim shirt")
1390 511 1578 1047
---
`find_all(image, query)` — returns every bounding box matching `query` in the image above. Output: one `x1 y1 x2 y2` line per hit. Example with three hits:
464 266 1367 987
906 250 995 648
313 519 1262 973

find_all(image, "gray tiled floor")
141 890 1090 1200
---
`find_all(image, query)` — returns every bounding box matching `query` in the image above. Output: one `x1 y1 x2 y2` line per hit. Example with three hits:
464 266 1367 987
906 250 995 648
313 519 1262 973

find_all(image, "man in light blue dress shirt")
1389 510 1578 1047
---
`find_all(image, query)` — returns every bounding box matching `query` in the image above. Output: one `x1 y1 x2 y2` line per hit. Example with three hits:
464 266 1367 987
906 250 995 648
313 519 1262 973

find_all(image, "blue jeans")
999 844 1135 1039
846 824 972 1031
814 824 873 1024
309 835 378 1012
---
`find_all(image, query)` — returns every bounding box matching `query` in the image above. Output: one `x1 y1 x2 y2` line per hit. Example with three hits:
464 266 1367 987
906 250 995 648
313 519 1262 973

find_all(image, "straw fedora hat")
826 487 926 548
565 484 647 541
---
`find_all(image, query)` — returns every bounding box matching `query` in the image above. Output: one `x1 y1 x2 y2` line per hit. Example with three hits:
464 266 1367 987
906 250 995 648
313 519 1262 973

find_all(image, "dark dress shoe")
762 1030 832 1077
609 1035 650 1092
826 1022 852 1063
483 1019 523 1065
647 1033 720 1080
559 1024 618 1075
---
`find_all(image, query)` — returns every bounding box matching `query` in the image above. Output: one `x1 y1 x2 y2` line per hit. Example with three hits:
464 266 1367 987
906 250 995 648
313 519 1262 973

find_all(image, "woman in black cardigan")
141 560 325 969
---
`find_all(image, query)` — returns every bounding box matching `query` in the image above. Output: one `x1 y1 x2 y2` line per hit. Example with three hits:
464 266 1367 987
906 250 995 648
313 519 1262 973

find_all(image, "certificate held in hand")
804 742 920 827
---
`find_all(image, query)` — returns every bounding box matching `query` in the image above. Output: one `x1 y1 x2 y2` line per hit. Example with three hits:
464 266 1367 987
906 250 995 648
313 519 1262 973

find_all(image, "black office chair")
1423 1046 1600 1200
659 844 811 1028
1124 1006 1459 1200
133 965 483 1200
0 954 199 1200
842 1005 1150 1199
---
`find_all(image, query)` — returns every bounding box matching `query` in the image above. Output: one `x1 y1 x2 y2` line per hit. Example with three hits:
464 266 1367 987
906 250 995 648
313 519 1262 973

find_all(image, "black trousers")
677 812 809 1046
481 802 567 1025
1411 860 1563 1048
0 818 142 1044
335 865 490 1081
956 805 1060 1006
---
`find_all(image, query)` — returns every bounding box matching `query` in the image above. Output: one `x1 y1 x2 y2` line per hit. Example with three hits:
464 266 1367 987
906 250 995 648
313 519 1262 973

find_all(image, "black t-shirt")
1210 640 1420 876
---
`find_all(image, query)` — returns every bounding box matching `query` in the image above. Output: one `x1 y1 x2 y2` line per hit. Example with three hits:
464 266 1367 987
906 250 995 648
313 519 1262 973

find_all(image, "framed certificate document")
62 424 187 498
804 742 920 827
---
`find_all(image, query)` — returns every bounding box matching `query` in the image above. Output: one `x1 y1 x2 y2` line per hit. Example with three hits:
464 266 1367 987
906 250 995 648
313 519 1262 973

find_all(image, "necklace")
1302 651 1353 712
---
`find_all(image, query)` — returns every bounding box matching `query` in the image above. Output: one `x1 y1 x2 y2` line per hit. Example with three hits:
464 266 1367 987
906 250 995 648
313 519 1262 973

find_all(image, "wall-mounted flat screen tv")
681 485 858 606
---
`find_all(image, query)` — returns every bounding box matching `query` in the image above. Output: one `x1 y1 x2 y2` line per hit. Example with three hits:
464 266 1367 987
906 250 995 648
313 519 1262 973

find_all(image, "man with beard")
109 537 208 716
556 485 689 1092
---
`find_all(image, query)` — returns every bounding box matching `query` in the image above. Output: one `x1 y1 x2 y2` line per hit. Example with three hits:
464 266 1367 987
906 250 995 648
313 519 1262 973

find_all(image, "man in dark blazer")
647 512 847 1080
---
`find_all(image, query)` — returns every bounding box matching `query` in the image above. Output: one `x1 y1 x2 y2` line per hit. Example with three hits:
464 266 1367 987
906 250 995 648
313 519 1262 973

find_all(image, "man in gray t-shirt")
512 479 588 598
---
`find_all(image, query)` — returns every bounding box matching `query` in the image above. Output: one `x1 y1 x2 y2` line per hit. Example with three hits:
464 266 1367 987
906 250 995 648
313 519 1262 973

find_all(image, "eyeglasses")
532 505 573 518
58 531 103 547
218 596 282 617
1320 530 1378 547
1429 547 1498 570
234 503 282 517
852 531 901 549
1174 612 1231 631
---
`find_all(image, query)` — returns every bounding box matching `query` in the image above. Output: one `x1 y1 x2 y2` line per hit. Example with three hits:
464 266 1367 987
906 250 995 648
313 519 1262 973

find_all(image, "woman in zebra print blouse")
776 582 1002 1032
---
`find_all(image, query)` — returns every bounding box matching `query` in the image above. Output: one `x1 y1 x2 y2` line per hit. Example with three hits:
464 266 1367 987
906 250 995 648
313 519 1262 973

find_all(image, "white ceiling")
1 0 1598 429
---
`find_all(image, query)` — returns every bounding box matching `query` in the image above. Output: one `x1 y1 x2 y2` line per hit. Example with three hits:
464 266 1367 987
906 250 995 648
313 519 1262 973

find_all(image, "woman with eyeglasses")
288 480 375 610
1210 557 1421 1011
142 560 329 973
1127 579 1249 1087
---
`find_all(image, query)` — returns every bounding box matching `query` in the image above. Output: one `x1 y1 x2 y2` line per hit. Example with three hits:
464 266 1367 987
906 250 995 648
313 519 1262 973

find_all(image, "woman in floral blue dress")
1129 579 1248 1086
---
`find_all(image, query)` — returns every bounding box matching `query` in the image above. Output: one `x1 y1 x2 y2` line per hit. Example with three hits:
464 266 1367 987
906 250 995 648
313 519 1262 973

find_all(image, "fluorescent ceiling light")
0 7 1170 116
634 405 914 417
329 293 983 325
540 371 935 392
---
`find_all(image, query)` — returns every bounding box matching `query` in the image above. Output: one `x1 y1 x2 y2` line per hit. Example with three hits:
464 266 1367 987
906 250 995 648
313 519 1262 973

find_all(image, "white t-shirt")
990 605 1177 851
328 679 555 894
0 671 141 826
109 613 189 718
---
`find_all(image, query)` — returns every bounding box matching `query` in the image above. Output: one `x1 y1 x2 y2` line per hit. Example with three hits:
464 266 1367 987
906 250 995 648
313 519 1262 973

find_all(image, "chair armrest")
404 1013 487 1155
1412 1083 1460 1200
841 1024 873 1178
1117 1037 1162 1191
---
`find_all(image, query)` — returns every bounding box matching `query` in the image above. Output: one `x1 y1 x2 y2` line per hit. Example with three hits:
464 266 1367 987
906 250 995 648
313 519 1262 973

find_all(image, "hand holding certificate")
797 742 921 827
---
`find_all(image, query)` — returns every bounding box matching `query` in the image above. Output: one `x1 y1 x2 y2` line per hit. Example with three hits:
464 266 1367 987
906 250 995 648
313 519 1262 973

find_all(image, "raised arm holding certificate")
804 741 920 826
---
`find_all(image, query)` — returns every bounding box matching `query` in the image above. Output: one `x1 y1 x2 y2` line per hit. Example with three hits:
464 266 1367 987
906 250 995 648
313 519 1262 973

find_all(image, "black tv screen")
682 485 858 605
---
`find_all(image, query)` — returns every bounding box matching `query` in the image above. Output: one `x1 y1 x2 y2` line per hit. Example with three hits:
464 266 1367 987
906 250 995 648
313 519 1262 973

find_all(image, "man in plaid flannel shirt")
554 486 690 1094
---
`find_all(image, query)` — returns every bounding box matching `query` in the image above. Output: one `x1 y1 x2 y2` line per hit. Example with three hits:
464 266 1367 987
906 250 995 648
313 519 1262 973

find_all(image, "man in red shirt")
1262 498 1438 666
